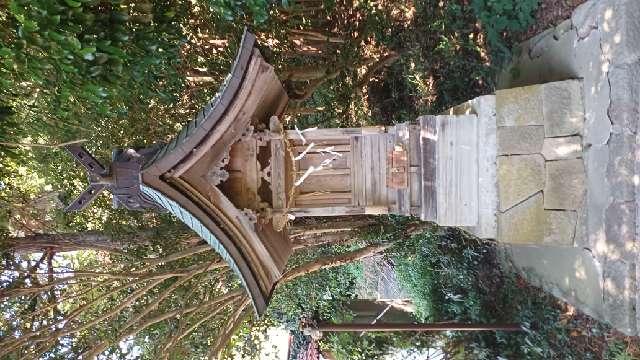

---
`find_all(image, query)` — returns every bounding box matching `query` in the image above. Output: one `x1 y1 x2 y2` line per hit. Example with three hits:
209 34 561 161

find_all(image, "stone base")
424 0 640 335
496 0 640 336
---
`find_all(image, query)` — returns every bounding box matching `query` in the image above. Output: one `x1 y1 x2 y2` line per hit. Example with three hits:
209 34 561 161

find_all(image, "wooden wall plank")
370 135 381 205
270 139 286 210
410 171 421 207
385 131 397 212
299 168 350 176
290 206 365 217
363 135 374 206
378 134 388 206
289 205 388 217
294 144 351 153
419 116 437 221
286 128 362 142
409 124 421 167
351 136 365 206
393 123 411 216
435 115 478 226
297 153 349 170
296 173 350 193
295 193 352 207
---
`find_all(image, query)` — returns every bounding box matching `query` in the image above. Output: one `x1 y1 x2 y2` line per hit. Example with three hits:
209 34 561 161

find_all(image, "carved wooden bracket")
207 168 229 186
260 163 272 184
254 130 272 147
207 150 230 186
240 125 255 141
240 208 258 224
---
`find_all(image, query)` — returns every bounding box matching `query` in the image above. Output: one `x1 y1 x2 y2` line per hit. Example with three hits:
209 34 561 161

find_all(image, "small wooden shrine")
66 30 479 314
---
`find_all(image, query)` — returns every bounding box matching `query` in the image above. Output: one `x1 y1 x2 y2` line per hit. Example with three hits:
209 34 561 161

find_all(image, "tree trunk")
289 217 379 250
2 231 135 254
288 218 377 235
280 243 393 283
1 231 202 254
355 52 400 91
291 232 358 250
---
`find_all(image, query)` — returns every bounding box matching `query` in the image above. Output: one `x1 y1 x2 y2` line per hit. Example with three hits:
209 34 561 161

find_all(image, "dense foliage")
472 0 540 62
292 224 638 360
392 228 607 359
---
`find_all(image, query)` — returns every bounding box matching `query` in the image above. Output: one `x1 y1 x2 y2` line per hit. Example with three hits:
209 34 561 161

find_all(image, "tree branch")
0 139 86 149
207 296 251 360
280 243 393 283
141 244 212 267
355 51 400 92
2 231 132 254
121 261 220 333
0 278 166 356
0 261 224 299
161 295 242 357
83 290 244 359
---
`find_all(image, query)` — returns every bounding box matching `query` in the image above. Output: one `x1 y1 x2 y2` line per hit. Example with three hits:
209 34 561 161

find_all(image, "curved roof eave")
140 184 269 315
143 28 257 175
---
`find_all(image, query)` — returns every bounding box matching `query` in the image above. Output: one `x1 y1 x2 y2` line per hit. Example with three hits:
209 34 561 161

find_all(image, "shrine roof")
136 29 291 316
143 29 257 175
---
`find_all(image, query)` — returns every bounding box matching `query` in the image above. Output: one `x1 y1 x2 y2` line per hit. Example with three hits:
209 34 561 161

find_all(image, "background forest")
1 0 638 359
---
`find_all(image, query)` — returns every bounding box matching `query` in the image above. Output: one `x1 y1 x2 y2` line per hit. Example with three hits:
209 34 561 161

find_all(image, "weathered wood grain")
297 152 349 170
419 116 437 221
385 131 397 211
378 133 388 206
294 191 352 207
435 115 478 226
392 123 411 215
363 135 374 206
296 172 351 193
351 136 365 206
270 139 286 210
290 206 365 217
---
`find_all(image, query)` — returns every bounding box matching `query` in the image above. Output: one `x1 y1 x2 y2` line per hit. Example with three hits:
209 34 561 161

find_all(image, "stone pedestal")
495 80 586 247
431 80 588 248
489 0 640 336
427 68 637 335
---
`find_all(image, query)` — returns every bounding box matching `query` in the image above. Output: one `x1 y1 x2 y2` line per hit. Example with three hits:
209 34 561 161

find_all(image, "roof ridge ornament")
64 144 163 212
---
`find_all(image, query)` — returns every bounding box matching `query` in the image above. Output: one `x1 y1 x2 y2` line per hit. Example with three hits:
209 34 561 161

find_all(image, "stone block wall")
496 80 586 246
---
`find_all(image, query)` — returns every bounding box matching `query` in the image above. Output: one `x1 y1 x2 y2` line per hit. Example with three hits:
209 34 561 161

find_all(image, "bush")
393 228 489 323
392 227 612 360
471 0 539 62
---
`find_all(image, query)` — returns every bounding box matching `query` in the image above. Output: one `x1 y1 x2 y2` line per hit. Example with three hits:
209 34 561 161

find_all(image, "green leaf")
0 48 12 57
94 52 109 64
68 36 82 50
1 58 15 69
113 33 129 42
14 40 27 50
22 20 39 33
89 65 103 76
79 47 97 60
47 31 65 43
50 15 61 25
111 11 129 23
64 0 83 8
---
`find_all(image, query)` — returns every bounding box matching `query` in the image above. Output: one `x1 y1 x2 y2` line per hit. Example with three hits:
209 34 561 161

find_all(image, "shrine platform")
494 0 640 336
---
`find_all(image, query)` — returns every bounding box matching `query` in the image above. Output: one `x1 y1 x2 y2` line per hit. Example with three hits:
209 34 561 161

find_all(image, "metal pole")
313 322 524 332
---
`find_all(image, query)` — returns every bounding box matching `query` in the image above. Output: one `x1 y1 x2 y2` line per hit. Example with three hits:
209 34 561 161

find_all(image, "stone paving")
496 0 640 335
